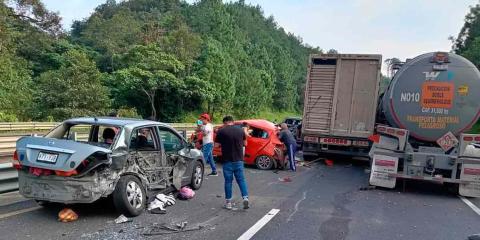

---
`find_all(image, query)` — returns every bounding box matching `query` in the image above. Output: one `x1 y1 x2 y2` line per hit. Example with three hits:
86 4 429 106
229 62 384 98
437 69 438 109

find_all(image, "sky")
42 0 476 71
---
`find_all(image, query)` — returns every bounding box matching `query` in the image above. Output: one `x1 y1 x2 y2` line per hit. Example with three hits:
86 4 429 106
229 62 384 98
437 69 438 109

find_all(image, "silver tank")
381 52 480 142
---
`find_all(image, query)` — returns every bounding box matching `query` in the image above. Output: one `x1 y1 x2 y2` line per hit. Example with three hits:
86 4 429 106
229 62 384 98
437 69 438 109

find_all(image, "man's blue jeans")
202 143 216 173
223 161 249 200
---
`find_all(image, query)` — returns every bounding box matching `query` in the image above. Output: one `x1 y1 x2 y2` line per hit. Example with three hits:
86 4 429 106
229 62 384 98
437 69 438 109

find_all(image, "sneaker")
225 201 233 210
208 172 218 176
243 198 249 209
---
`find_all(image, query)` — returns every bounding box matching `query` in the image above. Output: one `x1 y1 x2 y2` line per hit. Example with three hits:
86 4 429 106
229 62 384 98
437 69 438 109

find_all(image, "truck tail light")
12 150 22 170
368 134 380 143
475 137 480 142
464 136 474 141
396 130 406 136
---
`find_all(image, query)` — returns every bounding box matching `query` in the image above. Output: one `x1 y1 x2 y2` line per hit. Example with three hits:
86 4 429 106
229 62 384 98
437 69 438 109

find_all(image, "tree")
112 44 185 119
5 0 63 36
195 38 235 115
34 49 110 120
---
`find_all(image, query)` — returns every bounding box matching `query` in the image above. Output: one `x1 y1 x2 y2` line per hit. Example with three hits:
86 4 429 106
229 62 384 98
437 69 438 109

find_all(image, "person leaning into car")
215 115 249 210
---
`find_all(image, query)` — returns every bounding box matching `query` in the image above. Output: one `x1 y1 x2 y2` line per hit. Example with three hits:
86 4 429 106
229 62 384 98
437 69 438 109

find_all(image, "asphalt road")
0 157 479 240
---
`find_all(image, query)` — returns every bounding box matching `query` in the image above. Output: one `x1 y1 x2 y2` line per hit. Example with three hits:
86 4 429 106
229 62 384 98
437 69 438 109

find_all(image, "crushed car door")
128 126 167 189
157 127 190 190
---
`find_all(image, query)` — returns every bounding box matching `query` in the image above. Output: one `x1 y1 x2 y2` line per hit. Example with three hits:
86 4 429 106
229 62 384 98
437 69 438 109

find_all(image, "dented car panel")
16 117 204 205
16 137 112 172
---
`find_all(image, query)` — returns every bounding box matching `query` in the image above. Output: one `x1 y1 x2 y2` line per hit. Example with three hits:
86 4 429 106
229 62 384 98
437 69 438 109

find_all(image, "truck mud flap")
369 154 398 189
459 163 480 198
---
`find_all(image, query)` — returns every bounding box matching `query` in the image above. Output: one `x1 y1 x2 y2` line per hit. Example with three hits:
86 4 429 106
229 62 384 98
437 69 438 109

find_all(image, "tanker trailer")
369 52 480 197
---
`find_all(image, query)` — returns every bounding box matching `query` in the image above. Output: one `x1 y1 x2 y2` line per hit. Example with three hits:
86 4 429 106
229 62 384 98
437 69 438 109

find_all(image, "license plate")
37 152 58 164
320 138 351 146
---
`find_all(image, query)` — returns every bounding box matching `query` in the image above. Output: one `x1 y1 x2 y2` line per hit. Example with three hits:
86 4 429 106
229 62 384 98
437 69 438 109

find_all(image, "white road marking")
0 206 42 220
287 191 307 222
237 209 280 240
459 196 480 216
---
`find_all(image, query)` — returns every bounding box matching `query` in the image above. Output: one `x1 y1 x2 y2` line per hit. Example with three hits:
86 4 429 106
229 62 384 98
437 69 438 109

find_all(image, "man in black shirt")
279 123 297 171
215 115 249 210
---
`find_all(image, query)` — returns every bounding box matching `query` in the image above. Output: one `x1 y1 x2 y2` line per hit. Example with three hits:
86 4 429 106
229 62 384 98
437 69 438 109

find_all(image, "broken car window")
158 128 183 153
64 124 91 142
130 127 157 151
249 127 269 139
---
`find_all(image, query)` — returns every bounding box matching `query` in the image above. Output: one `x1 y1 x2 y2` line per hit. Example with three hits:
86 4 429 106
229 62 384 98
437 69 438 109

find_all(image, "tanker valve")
425 156 435 174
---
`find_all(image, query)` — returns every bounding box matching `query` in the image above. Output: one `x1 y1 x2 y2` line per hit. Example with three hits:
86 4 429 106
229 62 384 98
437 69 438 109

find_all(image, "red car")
213 120 286 170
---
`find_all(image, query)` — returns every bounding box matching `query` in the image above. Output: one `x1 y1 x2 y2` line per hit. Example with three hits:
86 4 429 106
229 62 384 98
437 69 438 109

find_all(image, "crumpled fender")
16 136 111 172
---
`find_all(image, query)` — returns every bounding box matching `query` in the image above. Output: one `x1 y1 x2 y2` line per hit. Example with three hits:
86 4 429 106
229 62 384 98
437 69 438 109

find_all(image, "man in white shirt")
200 113 217 176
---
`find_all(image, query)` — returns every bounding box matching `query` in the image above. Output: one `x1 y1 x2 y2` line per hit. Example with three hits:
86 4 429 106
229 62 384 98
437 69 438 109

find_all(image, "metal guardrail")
0 122 200 194
0 163 18 194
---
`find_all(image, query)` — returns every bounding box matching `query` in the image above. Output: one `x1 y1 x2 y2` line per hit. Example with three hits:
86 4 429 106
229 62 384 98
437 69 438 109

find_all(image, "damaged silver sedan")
14 117 205 216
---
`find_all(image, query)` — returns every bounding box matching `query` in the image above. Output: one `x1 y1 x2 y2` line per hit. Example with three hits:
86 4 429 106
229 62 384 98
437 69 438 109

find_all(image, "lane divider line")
0 206 42 220
459 196 480 216
237 208 280 240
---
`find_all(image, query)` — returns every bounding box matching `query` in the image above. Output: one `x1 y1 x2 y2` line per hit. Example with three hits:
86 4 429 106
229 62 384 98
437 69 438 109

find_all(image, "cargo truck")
369 52 480 197
302 54 382 157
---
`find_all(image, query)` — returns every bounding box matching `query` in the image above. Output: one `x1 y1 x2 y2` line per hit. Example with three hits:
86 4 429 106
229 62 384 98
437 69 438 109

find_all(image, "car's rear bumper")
18 170 117 204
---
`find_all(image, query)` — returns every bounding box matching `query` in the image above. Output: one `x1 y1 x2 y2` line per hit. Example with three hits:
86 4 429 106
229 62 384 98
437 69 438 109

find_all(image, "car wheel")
256 155 274 170
190 160 204 190
113 175 146 217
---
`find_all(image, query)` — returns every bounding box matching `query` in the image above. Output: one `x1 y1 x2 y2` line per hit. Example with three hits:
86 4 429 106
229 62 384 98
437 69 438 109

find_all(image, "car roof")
284 117 302 120
235 119 278 131
65 117 170 129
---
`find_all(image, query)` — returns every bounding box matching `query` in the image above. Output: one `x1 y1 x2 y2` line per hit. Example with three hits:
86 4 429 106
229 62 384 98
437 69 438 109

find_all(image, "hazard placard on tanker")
381 52 480 142
421 81 454 109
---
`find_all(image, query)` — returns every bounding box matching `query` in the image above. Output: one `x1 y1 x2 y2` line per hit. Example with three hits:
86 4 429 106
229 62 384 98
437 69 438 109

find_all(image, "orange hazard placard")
421 81 454 109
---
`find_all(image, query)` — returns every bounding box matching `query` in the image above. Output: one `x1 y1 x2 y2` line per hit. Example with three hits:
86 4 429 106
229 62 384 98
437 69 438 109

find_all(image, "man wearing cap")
199 113 217 176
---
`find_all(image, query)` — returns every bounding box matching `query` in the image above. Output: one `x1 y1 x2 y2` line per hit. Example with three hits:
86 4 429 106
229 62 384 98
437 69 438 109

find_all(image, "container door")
303 58 337 135
331 58 380 138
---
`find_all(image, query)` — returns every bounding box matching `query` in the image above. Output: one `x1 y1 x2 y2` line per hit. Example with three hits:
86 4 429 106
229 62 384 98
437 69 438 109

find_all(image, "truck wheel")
256 155 274 170
190 160 204 190
444 183 459 195
113 175 146 217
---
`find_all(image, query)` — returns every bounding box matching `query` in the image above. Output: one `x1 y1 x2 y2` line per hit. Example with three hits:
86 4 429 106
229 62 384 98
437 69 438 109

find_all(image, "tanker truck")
370 52 480 197
302 52 480 197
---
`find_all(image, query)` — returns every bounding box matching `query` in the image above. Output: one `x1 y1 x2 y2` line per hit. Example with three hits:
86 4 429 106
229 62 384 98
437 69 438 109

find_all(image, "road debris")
279 176 293 182
114 215 132 224
142 222 206 236
58 208 78 223
148 193 176 214
324 159 334 166
468 234 480 240
359 186 376 191
178 186 195 200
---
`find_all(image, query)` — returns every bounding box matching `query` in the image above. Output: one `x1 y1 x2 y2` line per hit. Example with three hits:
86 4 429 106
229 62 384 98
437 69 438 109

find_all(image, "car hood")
16 136 112 172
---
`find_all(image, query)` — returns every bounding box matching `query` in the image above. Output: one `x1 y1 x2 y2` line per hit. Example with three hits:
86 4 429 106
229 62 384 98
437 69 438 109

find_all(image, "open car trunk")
16 136 112 172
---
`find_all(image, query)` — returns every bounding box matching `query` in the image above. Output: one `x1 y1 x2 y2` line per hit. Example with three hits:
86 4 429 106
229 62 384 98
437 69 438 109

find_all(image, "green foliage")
2 0 318 122
33 49 111 120
117 107 141 118
0 112 19 122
